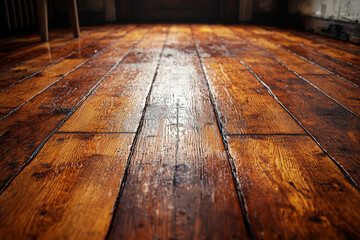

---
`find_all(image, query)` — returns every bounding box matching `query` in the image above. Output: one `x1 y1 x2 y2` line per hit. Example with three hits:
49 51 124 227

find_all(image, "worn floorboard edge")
0 26 151 194
214 26 360 192
105 25 170 240
191 26 254 240
0 26 134 121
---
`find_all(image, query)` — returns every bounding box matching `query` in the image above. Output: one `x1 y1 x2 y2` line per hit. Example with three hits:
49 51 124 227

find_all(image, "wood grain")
0 27 149 192
59 26 169 133
288 28 360 57
0 133 134 239
0 33 74 71
0 68 109 191
0 59 84 115
213 25 360 117
191 25 232 58
229 26 360 87
0 26 124 91
108 25 247 239
253 26 360 67
0 24 359 240
0 26 136 117
201 57 305 135
211 25 360 187
249 26 360 85
0 28 94 72
228 135 360 239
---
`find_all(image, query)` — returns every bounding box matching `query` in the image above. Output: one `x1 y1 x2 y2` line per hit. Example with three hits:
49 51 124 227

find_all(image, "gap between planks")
190 25 254 240
0 26 152 194
213 25 360 192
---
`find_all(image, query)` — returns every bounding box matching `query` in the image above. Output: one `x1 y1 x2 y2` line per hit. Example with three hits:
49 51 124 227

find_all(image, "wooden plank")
0 29 89 71
108 25 247 239
0 29 75 57
59 26 168 133
0 107 15 118
0 26 136 116
0 26 126 90
201 57 305 135
220 25 360 117
248 26 360 85
0 133 134 239
211 25 360 186
288 28 360 57
0 27 149 192
191 25 232 58
0 59 84 115
228 135 360 239
254 26 360 67
230 26 360 87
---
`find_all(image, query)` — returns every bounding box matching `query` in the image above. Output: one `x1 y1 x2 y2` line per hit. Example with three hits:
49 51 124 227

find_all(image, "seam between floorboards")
230 28 360 118
0 25 151 195
191 25 254 240
296 41 359 68
264 29 360 70
55 131 136 134
226 133 308 137
0 25 127 94
274 57 360 119
0 26 135 122
222 25 360 193
0 30 96 74
105 25 170 239
249 29 360 88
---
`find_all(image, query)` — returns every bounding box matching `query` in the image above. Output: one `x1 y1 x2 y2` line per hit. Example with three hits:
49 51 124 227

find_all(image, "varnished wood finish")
228 135 360 239
0 133 134 239
211 25 360 186
200 56 304 135
0 26 135 118
59 25 168 133
0 24 360 239
0 26 149 191
0 25 130 91
247 26 360 86
108 25 247 239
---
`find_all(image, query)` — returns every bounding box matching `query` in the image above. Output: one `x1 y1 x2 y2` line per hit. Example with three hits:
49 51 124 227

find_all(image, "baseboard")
298 16 360 44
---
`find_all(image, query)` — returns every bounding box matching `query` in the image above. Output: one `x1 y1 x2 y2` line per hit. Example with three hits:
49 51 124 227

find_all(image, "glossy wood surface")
108 25 247 239
0 24 359 239
210 25 360 186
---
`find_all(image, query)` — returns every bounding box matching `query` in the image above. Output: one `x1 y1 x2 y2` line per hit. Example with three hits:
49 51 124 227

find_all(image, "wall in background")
247 0 360 43
250 0 360 23
288 0 360 23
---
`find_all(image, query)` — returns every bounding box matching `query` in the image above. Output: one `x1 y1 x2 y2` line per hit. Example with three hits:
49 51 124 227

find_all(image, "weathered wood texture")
247 25 360 86
108 25 247 239
288 28 360 57
0 26 135 118
0 30 76 70
0 133 134 239
252 26 360 67
0 25 126 91
0 24 359 240
195 24 360 238
228 135 360 239
210 25 360 187
59 25 168 133
0 26 149 192
201 56 304 135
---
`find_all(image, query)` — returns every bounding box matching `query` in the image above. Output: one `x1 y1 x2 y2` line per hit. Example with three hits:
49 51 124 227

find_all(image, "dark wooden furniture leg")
67 0 80 38
37 0 48 41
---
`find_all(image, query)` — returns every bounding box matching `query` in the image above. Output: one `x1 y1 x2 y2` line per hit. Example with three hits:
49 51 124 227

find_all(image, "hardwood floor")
0 24 359 239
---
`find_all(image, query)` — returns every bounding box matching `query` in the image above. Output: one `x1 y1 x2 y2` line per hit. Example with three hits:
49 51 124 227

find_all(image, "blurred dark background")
1 0 359 43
